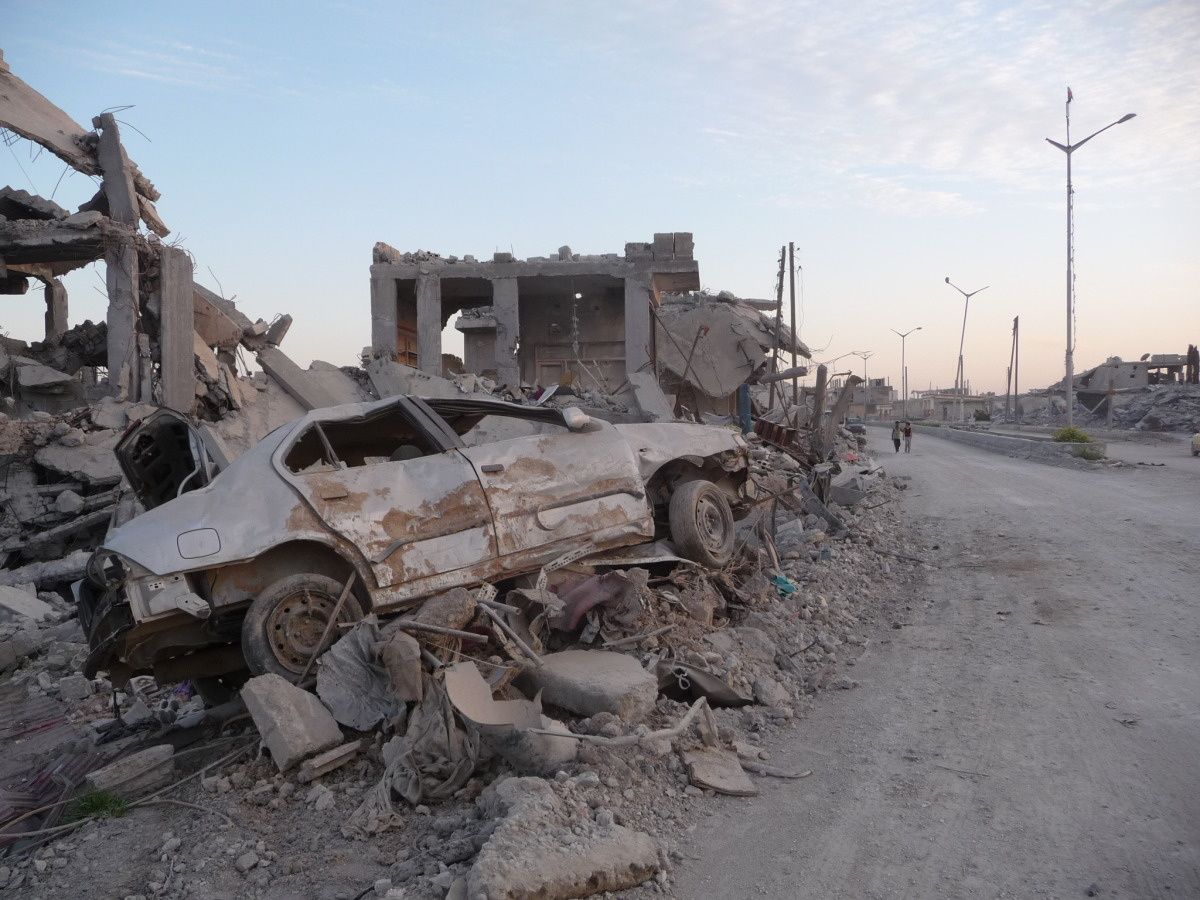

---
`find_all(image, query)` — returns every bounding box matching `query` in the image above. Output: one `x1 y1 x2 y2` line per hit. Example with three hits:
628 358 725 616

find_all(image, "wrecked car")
78 396 753 686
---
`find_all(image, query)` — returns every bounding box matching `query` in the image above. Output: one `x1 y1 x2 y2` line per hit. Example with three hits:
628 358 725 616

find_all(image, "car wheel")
669 479 735 568
241 574 365 681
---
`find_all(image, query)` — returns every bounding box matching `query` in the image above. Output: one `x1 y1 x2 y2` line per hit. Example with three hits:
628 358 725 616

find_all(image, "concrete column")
623 274 652 377
104 243 140 400
159 246 195 413
369 272 398 360
491 277 520 387
415 274 442 375
43 278 68 339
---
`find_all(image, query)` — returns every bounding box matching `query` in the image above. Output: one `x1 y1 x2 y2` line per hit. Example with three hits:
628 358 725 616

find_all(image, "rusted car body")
78 396 752 684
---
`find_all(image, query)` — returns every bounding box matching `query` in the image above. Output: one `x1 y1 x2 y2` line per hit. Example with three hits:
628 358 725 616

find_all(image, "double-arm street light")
891 327 922 418
944 277 989 423
1046 90 1136 427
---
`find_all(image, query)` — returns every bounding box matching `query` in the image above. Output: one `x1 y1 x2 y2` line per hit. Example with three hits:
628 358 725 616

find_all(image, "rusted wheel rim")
266 588 342 675
695 495 730 552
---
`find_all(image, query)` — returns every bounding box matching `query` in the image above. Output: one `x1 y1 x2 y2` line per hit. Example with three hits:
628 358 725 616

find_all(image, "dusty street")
675 430 1200 899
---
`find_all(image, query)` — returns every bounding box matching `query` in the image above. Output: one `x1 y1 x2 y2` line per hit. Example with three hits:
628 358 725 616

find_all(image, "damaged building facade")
370 236 810 418
369 234 700 392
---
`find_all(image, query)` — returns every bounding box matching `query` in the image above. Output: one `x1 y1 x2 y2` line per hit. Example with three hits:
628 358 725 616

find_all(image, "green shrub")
65 789 128 822
1052 425 1092 443
1075 445 1105 461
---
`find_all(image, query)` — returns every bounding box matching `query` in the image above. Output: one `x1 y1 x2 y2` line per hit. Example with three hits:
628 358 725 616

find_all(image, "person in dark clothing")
903 421 913 453
891 420 902 453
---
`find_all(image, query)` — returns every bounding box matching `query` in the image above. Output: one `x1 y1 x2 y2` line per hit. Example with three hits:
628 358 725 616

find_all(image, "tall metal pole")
788 242 798 409
945 280 987 423
1014 316 1020 424
1065 94 1074 426
901 336 907 418
1046 93 1136 427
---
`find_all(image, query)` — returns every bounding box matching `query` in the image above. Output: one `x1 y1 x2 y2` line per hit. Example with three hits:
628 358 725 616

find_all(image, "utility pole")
945 277 989 424
788 242 798 410
891 327 921 419
767 245 786 411
1005 317 1018 421
1013 316 1020 424
1046 90 1136 427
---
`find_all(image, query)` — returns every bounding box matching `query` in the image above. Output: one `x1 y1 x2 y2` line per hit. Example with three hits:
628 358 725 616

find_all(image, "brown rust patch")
380 481 486 537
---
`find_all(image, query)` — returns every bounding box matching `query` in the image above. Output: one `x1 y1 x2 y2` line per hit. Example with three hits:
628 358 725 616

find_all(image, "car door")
280 400 498 590
458 419 653 567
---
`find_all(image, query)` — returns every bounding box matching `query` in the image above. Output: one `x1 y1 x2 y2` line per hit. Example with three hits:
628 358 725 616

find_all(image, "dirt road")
674 430 1200 899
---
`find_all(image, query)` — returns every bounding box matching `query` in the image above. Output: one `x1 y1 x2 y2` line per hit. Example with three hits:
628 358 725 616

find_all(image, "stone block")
673 232 694 258
58 673 93 702
55 490 84 515
652 232 674 259
523 650 657 723
86 744 174 798
241 674 343 771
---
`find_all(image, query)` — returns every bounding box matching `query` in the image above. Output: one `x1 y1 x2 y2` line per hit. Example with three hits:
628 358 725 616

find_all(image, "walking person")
903 421 913 453
891 420 902 453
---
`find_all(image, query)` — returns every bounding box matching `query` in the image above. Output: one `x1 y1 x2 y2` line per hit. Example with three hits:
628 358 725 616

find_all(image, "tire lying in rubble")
241 573 365 681
668 479 735 568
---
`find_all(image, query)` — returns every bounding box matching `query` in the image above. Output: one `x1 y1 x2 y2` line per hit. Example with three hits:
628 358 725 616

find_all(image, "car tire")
241 573 365 681
669 479 736 568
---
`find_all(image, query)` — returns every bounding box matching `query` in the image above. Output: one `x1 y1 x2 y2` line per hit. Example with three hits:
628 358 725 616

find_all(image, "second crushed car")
79 396 754 686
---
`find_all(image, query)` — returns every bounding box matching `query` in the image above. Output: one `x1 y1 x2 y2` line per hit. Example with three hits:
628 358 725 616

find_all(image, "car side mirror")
562 408 591 431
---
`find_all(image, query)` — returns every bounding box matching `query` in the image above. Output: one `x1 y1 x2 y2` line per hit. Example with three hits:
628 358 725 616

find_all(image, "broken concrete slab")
257 346 362 410
628 371 675 422
0 584 54 624
682 747 758 797
33 428 121 485
241 673 344 771
86 744 175 799
15 362 73 390
0 54 98 175
523 649 657 723
470 776 659 898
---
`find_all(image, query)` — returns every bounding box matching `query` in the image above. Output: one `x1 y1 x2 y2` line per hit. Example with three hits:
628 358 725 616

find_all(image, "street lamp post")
1046 91 1136 427
944 277 989 423
851 350 874 417
891 327 922 418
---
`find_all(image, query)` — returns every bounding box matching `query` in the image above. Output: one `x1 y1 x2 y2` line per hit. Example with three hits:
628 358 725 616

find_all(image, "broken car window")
284 407 439 473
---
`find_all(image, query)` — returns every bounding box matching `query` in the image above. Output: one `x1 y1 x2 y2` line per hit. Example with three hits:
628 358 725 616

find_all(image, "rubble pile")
0 410 919 899
0 49 926 900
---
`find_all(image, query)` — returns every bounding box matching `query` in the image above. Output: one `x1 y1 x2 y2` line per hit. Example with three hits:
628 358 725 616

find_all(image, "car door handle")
481 464 504 474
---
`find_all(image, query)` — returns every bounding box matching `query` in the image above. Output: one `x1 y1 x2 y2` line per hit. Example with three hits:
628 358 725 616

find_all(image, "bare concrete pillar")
415 274 442 375
491 277 520 387
159 246 195 413
623 275 652 377
370 272 398 360
105 243 140 400
43 278 68 339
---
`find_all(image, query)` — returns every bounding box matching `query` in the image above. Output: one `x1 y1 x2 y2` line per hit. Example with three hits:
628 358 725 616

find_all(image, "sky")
3 0 1198 395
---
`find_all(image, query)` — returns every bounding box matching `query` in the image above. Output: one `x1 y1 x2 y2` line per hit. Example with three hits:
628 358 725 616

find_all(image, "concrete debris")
468 776 660 898
523 650 658 723
241 673 344 771
0 584 55 624
682 747 759 796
